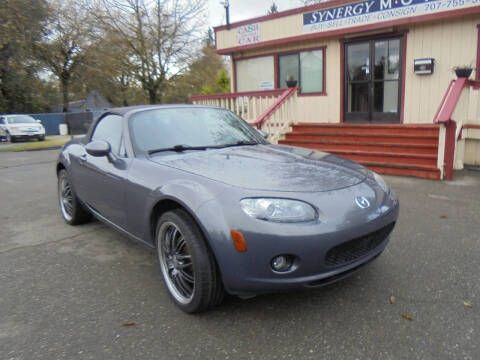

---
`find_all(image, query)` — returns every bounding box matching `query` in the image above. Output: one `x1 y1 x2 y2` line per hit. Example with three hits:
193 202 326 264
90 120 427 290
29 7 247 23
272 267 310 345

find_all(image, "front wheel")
7 133 15 143
156 209 224 313
38 135 45 141
57 169 91 225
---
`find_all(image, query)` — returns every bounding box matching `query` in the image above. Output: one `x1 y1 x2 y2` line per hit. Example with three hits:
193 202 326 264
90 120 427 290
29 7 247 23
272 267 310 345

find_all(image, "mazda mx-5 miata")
56 105 399 313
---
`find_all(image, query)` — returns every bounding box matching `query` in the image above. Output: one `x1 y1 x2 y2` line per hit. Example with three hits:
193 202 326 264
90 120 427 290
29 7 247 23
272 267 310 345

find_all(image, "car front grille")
324 222 395 267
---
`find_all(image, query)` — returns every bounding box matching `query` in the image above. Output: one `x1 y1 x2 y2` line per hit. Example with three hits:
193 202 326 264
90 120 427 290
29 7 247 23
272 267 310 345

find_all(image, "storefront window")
236 56 275 92
279 54 299 89
278 49 324 93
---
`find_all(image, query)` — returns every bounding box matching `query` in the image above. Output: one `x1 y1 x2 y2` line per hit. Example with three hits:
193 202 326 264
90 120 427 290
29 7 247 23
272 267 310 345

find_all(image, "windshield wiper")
148 145 211 155
148 141 259 155
218 140 259 148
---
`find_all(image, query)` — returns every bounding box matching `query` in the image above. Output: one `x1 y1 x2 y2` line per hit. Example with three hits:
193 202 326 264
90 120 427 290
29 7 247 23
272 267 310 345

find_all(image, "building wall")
403 15 480 124
229 14 480 124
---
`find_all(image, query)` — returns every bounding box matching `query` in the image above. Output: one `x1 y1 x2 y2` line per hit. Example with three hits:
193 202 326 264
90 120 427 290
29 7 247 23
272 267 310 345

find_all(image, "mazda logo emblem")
355 196 370 209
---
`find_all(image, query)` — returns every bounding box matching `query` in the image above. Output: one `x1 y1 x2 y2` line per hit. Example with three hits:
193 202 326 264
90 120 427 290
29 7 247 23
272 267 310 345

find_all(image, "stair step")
365 164 441 180
283 133 438 145
278 140 437 155
331 151 437 167
292 123 440 136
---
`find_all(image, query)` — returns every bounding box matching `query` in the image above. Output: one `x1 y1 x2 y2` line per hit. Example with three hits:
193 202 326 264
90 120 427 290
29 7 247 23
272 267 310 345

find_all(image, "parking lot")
1 149 479 360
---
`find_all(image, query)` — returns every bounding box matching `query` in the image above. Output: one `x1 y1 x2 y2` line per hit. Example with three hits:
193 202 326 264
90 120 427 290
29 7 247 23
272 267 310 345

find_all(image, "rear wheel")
38 135 45 141
156 209 224 313
57 169 91 225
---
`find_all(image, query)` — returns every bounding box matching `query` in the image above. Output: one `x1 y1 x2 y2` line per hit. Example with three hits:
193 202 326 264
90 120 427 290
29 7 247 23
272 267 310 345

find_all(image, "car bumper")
196 180 399 296
10 132 45 139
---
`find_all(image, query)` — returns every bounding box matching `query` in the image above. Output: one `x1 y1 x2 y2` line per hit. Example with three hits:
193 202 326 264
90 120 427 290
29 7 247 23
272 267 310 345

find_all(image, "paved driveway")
1 150 479 360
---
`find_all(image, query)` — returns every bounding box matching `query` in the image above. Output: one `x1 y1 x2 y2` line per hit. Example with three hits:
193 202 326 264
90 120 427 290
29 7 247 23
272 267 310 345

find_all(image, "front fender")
141 178 229 245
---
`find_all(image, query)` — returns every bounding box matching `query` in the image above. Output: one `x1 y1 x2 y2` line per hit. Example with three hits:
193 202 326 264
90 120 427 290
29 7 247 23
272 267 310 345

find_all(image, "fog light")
271 255 293 272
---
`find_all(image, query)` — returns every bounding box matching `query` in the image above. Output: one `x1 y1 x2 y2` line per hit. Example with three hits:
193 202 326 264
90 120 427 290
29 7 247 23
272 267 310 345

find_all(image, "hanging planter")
453 66 473 78
286 74 297 88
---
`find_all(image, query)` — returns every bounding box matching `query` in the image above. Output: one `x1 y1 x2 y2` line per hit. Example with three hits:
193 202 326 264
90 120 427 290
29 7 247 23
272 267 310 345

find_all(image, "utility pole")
221 0 230 28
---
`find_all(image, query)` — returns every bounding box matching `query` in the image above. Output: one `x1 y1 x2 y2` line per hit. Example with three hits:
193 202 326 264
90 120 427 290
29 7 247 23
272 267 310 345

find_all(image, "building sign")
303 0 480 32
237 23 260 45
259 81 274 90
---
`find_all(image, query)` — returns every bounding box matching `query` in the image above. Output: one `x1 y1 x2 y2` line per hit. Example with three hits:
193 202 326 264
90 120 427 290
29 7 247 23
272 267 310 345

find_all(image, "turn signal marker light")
231 230 247 252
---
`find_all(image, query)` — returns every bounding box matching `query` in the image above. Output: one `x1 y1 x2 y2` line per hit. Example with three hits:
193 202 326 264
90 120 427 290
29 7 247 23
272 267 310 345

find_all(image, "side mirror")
257 129 268 139
86 140 111 157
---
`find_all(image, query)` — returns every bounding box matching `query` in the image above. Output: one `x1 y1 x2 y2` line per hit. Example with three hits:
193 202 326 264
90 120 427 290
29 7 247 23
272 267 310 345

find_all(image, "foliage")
0 0 54 113
268 2 279 14
0 0 228 112
35 0 92 112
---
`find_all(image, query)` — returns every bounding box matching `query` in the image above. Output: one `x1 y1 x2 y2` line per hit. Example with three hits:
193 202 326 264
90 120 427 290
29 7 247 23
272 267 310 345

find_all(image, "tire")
155 209 224 313
7 133 15 143
38 135 45 141
57 169 91 225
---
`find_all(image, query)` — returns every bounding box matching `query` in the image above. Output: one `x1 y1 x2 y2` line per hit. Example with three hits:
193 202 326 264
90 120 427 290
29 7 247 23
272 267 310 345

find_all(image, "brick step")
330 151 437 167
365 163 441 180
283 133 439 145
292 123 440 136
278 139 437 155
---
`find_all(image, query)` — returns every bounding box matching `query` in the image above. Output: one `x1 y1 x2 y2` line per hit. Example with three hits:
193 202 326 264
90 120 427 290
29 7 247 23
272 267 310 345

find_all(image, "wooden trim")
340 39 345 123
232 57 237 93
274 54 279 89
400 33 407 124
216 7 480 55
476 24 480 84
234 45 327 61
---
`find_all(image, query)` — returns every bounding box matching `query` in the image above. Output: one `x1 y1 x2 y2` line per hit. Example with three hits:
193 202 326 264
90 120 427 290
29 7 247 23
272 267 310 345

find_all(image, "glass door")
344 37 402 123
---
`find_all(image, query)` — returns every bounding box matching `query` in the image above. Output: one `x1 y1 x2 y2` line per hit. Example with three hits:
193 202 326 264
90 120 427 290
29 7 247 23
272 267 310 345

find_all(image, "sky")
207 0 306 28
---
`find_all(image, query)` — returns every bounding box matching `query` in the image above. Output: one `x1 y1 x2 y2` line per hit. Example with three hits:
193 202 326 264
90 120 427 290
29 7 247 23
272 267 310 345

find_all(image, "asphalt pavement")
0 149 479 360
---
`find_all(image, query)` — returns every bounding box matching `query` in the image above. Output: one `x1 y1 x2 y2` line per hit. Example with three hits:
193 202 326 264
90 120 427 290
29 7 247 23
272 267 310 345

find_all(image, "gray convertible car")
57 105 399 313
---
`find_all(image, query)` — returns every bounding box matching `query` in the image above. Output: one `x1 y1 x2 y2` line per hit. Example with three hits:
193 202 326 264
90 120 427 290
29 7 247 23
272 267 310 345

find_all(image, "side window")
91 115 123 155
0 117 5 125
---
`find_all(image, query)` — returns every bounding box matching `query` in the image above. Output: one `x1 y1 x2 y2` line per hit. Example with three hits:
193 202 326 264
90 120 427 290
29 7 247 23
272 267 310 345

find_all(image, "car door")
74 114 129 228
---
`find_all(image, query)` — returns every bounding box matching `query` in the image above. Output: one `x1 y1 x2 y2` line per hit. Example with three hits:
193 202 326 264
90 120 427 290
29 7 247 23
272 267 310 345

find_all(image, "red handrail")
252 87 297 129
191 89 285 101
434 78 468 124
433 77 470 180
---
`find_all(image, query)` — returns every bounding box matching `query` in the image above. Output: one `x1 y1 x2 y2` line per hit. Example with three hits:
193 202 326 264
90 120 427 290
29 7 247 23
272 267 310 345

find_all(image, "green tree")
90 0 207 104
0 0 50 113
268 2 279 14
164 31 229 103
35 0 91 112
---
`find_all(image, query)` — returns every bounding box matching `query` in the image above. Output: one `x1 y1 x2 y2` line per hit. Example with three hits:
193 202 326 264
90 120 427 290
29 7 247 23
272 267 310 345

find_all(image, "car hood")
149 144 368 192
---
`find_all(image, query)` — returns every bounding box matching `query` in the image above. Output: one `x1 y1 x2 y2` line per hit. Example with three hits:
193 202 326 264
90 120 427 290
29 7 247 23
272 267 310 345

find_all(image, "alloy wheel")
158 222 195 304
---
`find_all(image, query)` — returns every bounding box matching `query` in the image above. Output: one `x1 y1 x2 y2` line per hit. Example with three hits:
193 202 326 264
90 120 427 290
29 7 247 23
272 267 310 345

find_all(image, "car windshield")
129 108 266 155
7 116 37 124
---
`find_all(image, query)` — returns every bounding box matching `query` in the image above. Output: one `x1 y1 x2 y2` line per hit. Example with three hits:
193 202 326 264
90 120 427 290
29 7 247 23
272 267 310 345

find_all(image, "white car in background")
0 115 46 142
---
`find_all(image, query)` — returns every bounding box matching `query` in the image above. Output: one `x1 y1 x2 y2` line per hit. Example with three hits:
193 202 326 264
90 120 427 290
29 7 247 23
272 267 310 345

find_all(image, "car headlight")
240 198 318 223
373 172 390 193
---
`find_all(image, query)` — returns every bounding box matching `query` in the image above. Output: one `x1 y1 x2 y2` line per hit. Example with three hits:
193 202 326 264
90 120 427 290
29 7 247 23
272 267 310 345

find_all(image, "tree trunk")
61 78 69 113
148 89 157 104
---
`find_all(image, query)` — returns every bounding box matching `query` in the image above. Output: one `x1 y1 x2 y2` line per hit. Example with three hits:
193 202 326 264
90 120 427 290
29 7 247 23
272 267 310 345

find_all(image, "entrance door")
344 37 402 123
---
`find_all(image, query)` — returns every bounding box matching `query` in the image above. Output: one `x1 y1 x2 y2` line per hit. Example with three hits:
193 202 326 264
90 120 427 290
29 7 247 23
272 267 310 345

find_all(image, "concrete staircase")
278 123 441 179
